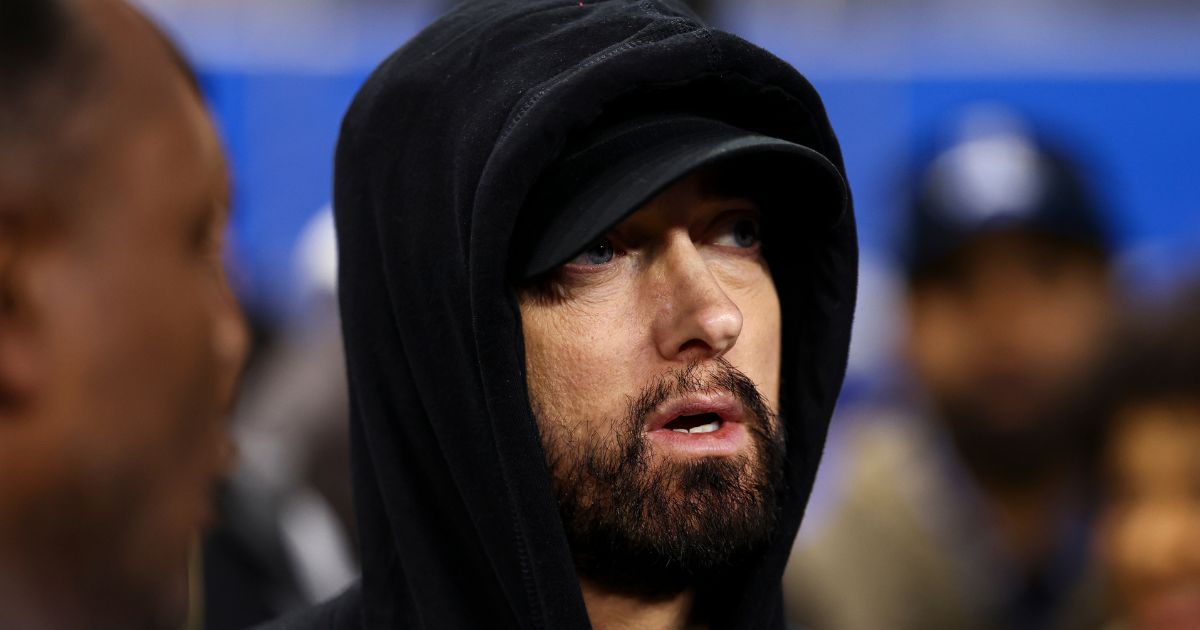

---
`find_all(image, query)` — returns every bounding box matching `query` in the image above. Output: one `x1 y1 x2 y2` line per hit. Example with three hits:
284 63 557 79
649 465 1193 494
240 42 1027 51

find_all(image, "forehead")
60 0 225 226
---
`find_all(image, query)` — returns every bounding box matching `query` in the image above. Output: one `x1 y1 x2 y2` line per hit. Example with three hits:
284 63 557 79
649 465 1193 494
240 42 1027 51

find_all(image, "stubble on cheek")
520 299 634 447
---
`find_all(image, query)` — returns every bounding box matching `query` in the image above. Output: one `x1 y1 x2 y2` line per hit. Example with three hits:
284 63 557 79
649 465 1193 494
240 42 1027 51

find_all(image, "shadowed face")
0 1 247 627
519 167 784 592
906 231 1111 481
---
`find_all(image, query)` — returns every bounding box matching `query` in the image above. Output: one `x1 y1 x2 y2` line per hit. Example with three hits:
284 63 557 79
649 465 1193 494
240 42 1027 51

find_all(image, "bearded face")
518 169 786 595
532 358 785 593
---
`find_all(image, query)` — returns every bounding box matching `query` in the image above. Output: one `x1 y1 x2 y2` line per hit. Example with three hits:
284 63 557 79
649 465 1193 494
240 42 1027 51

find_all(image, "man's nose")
650 234 743 362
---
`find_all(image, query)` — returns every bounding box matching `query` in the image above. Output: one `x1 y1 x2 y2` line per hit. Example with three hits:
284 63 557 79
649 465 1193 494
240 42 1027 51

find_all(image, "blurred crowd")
2 0 1199 629
788 109 1113 630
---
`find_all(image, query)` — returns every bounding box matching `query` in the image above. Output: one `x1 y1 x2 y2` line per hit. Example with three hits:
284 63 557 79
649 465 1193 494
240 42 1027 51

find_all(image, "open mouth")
663 412 723 434
644 390 750 457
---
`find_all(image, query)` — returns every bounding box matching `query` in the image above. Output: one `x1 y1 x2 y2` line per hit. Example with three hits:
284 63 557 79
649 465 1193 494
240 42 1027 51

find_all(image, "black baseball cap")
901 111 1113 278
517 113 848 278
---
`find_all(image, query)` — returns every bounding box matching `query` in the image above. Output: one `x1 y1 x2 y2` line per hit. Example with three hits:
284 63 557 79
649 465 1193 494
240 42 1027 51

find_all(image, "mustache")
547 356 788 592
623 357 776 435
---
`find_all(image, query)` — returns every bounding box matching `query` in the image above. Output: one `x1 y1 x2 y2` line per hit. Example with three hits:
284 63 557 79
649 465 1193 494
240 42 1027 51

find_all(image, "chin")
113 534 195 629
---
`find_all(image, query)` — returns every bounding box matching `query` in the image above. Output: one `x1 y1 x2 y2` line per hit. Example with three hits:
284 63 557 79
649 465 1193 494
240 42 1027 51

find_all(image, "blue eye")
569 237 615 266
715 217 761 249
733 218 759 247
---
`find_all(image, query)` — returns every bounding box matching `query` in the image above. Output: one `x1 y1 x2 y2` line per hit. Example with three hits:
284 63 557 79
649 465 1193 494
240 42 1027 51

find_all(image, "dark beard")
534 358 786 597
937 376 1094 490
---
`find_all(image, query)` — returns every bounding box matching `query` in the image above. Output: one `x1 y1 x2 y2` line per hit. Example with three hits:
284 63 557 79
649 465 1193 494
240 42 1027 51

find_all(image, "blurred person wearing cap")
1094 288 1200 630
257 1 856 629
785 109 1115 630
0 0 247 628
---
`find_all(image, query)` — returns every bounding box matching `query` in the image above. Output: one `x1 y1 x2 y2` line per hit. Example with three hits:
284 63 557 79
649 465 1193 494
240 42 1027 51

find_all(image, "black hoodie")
263 1 857 628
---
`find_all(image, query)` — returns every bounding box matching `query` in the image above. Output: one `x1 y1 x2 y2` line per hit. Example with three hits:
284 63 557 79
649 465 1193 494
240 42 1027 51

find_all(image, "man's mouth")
664 412 722 434
644 390 751 457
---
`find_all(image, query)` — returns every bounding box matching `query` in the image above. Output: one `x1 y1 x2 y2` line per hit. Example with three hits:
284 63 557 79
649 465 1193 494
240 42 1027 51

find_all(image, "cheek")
906 296 971 391
85 253 224 591
32 244 205 437
520 299 645 435
724 279 781 411
35 241 227 539
89 256 215 424
1026 289 1109 371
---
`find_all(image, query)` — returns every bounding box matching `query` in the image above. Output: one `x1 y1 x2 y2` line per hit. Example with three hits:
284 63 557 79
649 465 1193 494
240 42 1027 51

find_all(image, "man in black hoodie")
266 1 856 628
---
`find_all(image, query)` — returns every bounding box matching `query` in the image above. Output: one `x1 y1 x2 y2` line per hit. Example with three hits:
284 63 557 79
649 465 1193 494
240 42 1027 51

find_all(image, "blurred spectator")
1097 287 1200 630
202 207 356 629
0 1 246 629
785 107 1115 630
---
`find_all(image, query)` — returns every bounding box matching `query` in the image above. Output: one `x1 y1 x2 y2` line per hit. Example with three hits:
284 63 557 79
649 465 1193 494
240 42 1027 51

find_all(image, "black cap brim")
518 115 847 278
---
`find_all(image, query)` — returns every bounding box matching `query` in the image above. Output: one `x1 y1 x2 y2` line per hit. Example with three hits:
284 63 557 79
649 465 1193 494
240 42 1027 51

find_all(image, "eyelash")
564 241 623 270
717 216 761 244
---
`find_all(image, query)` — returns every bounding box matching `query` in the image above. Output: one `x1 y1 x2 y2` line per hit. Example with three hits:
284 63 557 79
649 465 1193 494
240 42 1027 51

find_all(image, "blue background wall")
174 5 1200 319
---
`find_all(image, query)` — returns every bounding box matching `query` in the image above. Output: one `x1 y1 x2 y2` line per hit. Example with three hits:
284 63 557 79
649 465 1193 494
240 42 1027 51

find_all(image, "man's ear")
0 219 45 419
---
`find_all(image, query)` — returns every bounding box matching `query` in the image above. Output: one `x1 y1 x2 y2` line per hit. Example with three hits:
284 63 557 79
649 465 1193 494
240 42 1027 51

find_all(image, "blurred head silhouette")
901 106 1116 486
0 0 246 628
1098 289 1200 630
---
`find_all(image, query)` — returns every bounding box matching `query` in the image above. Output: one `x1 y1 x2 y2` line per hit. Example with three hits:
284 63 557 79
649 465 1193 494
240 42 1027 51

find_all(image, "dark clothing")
262 1 856 628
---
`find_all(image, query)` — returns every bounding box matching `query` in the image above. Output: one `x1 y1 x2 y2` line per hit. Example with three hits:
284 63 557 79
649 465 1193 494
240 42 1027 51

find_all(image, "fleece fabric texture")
261 0 858 628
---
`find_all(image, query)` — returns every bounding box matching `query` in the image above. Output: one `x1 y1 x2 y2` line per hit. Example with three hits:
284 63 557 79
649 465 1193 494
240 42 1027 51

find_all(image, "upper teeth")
672 421 720 434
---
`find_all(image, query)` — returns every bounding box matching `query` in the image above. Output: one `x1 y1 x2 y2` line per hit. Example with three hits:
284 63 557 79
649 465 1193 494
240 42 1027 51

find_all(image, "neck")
580 577 696 630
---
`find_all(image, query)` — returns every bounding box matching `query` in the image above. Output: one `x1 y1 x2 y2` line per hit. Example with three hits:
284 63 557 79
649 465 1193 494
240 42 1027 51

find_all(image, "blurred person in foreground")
259 1 856 628
1097 288 1200 630
786 108 1116 630
0 0 247 628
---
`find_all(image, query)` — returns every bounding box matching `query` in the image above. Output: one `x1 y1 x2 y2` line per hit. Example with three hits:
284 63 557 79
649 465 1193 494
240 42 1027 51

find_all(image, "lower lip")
645 421 749 457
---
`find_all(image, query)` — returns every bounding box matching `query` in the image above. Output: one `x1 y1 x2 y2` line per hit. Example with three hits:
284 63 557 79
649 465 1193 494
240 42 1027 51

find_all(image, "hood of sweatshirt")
331 1 857 627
